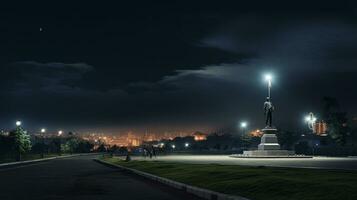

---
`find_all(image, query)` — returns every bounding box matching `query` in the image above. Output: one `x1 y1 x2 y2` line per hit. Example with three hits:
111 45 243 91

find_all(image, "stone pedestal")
258 128 280 150
238 127 296 157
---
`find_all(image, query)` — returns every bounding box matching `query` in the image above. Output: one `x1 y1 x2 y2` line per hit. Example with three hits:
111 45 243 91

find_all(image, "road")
133 155 357 170
0 155 200 200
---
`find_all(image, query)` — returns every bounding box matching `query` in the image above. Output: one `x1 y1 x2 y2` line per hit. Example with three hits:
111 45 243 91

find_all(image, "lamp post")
240 122 247 135
305 112 317 131
40 128 46 158
58 130 63 156
240 121 248 150
265 74 272 99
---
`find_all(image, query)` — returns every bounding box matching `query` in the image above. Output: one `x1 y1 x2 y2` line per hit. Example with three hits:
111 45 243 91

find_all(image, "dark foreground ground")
0 155 200 200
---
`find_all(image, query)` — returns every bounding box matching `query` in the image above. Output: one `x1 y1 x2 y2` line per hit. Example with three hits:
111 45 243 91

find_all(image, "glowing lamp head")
305 116 311 122
58 130 63 136
185 143 189 147
41 128 46 133
171 144 176 149
240 122 247 128
16 121 22 126
265 74 272 82
305 113 317 123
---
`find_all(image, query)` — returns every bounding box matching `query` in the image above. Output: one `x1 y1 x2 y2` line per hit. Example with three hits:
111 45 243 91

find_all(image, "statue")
264 97 274 128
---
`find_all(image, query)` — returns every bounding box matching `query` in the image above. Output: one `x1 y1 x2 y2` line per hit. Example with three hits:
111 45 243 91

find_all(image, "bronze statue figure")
264 97 274 128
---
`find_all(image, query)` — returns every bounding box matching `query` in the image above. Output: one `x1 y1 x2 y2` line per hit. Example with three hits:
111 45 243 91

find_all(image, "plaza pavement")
133 155 357 170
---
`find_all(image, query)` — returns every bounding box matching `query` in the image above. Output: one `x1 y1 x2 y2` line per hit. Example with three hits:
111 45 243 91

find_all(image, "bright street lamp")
58 130 63 156
16 120 22 127
240 121 248 137
171 144 176 149
264 74 272 98
41 128 46 133
185 143 189 148
305 112 317 130
240 121 248 150
265 74 272 81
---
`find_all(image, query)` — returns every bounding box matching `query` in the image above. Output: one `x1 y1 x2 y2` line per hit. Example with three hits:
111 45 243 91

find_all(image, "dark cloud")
1 61 94 95
1 1 357 133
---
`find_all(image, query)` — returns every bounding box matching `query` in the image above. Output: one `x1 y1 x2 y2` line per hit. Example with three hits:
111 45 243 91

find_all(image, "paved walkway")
0 155 200 200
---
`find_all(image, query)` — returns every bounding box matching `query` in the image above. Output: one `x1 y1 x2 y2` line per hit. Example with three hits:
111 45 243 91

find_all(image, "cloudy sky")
1 1 357 134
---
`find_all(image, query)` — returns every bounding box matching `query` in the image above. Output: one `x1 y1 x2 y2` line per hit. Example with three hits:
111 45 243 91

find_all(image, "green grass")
102 156 357 200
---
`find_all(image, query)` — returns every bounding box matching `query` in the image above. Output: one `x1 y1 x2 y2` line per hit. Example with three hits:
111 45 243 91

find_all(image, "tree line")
0 126 97 162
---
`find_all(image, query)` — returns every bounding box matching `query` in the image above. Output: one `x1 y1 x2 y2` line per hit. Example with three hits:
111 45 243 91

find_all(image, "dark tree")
322 97 350 145
8 126 31 161
277 130 299 150
97 144 107 152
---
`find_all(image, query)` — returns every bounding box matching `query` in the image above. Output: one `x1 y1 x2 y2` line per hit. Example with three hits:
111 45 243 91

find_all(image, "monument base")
241 149 295 157
230 127 312 158
258 128 280 150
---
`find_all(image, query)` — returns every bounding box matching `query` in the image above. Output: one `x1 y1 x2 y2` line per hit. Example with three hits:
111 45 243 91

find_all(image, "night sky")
1 1 357 134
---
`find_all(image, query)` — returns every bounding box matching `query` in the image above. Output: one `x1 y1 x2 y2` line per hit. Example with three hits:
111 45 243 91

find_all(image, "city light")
240 122 247 128
41 128 46 133
16 120 22 127
58 130 63 136
185 143 189 147
171 144 176 149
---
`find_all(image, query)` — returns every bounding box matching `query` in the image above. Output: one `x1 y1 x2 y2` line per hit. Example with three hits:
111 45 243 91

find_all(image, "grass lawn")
102 156 357 200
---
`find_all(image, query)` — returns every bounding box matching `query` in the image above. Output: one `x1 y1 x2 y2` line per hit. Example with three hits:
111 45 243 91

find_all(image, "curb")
0 153 99 169
94 159 250 200
229 154 313 158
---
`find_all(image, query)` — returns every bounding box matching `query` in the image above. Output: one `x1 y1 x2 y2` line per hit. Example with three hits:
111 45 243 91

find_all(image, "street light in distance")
16 121 22 127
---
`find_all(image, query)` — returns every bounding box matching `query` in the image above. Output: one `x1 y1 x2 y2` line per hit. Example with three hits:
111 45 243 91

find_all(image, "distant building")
193 131 208 141
313 121 327 136
250 129 263 137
